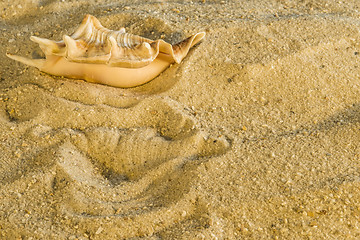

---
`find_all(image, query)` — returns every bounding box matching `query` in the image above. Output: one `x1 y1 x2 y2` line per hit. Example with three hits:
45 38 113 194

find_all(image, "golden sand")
1 1 360 239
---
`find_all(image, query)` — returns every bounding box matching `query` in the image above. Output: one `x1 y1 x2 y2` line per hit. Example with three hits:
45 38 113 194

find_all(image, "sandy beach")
1 0 360 239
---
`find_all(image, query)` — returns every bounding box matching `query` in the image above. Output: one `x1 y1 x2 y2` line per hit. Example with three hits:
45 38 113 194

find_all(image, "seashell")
6 14 205 88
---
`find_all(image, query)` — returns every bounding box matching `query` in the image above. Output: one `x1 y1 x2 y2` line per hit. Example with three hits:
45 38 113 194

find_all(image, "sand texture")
1 0 360 239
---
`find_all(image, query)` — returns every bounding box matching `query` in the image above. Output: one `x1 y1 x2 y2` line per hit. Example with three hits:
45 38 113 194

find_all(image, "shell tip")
6 53 45 69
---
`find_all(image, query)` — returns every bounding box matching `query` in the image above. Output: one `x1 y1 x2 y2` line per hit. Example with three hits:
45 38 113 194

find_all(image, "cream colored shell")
6 14 205 88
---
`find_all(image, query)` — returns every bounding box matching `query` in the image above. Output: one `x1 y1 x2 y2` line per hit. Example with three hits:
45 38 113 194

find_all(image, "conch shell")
6 14 205 88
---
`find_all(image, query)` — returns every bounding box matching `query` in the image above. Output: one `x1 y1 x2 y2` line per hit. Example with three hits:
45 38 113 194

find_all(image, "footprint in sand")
3 83 230 238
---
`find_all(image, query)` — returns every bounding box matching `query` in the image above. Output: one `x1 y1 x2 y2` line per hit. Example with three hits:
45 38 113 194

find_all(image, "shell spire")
6 14 206 88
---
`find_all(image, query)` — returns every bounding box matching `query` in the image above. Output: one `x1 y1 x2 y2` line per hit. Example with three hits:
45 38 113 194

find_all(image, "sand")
1 0 360 239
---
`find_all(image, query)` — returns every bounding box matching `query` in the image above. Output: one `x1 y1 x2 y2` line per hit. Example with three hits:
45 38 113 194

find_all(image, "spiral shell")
6 14 205 88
